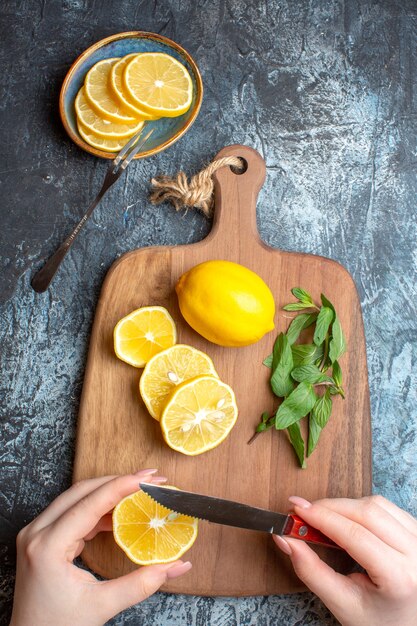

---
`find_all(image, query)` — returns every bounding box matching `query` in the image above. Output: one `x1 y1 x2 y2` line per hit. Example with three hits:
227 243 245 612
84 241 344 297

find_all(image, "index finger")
49 474 147 549
28 475 118 533
312 496 417 554
28 469 160 534
289 499 400 582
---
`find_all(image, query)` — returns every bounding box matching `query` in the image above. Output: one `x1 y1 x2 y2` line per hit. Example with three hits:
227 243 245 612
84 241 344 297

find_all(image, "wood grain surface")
73 144 372 596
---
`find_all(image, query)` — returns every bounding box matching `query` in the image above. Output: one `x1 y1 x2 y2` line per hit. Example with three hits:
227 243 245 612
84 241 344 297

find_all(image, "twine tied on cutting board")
149 156 245 217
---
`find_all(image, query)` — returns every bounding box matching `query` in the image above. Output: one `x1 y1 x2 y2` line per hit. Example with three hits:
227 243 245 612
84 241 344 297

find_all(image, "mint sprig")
252 288 346 468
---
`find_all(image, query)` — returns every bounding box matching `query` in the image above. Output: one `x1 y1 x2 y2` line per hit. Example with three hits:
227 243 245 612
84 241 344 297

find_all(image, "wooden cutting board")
73 144 372 596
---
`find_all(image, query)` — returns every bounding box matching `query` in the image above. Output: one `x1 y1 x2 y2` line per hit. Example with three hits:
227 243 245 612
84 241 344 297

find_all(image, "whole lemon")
175 260 275 347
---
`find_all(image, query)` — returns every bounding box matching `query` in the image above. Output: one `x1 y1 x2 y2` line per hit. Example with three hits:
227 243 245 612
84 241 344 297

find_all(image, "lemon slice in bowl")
160 375 238 456
139 345 218 420
84 58 139 124
124 52 193 117
113 487 198 565
77 121 136 152
114 306 177 368
110 54 159 121
75 87 144 138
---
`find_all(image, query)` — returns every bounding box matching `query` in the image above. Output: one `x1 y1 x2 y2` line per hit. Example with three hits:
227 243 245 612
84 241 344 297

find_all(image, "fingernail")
134 469 158 476
151 476 168 483
289 496 312 509
273 535 292 556
166 561 192 579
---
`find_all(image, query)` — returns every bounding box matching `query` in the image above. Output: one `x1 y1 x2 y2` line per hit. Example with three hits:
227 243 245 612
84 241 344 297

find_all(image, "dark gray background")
1 1 416 624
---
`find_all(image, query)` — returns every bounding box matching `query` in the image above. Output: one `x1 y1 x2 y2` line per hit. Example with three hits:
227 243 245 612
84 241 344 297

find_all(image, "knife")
140 483 339 548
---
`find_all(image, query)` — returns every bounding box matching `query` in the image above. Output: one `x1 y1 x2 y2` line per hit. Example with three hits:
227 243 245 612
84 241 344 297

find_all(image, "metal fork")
31 126 154 293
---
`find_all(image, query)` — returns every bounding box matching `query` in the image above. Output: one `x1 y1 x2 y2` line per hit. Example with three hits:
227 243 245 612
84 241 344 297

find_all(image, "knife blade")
140 483 339 548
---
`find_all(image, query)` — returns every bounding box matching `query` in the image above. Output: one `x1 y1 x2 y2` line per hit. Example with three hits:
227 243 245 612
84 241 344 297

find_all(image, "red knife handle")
283 514 339 549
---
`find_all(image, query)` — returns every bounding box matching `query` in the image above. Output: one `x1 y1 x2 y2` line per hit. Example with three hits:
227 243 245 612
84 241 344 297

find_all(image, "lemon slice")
84 58 139 124
77 121 132 152
75 87 144 138
124 52 193 117
110 54 159 121
113 487 198 565
139 345 218 420
77 121 131 152
114 306 177 368
161 375 238 456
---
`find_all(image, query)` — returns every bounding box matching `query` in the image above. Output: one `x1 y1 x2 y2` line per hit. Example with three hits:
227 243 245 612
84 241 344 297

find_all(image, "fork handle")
31 187 107 292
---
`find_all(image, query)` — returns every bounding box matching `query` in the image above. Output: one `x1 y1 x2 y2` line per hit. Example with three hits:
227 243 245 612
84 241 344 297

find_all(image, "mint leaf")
291 288 314 304
263 354 273 368
286 313 318 345
272 333 290 370
329 315 346 362
275 382 317 429
270 333 294 397
311 389 332 427
283 302 314 312
313 306 334 346
292 343 324 367
332 360 342 387
291 364 334 384
287 421 306 468
307 413 322 457
320 293 336 314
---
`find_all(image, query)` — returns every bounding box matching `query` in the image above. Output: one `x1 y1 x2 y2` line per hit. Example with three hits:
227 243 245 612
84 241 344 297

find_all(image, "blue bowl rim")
59 30 203 159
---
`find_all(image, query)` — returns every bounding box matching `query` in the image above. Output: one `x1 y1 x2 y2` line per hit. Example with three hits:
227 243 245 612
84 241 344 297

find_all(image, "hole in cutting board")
230 157 248 175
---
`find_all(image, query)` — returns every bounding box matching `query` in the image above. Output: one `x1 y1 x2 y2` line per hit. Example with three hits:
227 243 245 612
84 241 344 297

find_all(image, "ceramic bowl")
60 31 203 159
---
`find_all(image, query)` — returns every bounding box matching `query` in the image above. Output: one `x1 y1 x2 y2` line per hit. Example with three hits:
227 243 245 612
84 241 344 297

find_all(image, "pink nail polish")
288 495 312 509
166 561 192 579
134 469 158 476
273 535 292 556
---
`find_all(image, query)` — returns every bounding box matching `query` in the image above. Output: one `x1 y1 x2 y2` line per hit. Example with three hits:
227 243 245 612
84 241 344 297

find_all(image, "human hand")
10 470 192 626
273 495 417 626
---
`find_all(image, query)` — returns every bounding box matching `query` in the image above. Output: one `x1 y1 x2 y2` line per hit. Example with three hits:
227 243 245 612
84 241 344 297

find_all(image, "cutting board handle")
208 145 266 247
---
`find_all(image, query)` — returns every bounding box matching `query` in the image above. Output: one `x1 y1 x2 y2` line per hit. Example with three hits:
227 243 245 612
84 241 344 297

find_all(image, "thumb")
273 536 360 620
97 560 192 621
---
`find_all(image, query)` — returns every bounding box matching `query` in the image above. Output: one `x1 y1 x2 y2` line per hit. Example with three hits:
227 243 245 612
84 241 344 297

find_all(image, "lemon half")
113 488 198 565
